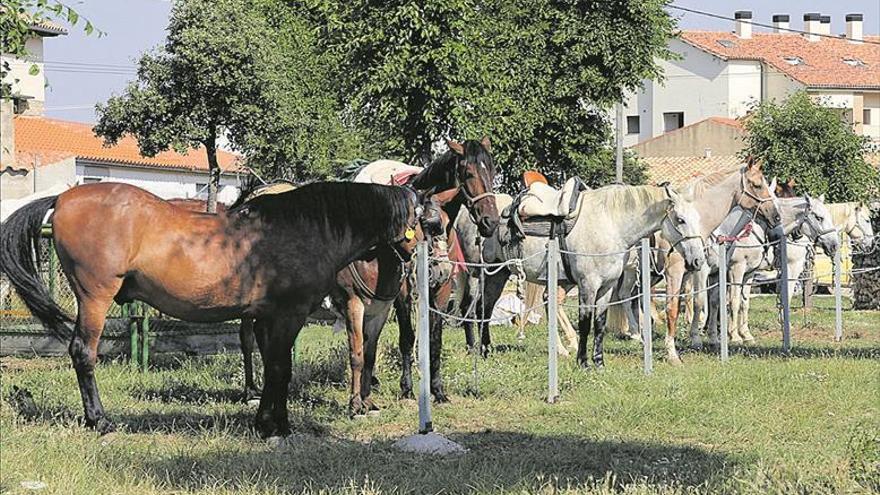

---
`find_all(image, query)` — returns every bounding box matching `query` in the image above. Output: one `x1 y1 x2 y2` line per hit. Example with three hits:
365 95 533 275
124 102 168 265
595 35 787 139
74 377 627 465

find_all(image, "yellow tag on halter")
405 228 416 240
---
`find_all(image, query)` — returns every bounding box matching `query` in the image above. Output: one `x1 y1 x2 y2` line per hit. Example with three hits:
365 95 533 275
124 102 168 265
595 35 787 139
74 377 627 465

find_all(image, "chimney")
846 14 863 42
735 10 752 39
819 15 831 35
772 14 790 33
804 13 821 42
704 148 712 159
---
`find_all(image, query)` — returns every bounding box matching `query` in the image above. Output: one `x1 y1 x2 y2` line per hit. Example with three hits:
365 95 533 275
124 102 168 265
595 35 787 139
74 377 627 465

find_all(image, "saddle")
499 174 588 282
503 176 588 241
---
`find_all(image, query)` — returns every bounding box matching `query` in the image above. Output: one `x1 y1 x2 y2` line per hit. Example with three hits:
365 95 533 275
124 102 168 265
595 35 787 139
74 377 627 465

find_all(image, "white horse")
719 195 839 343
463 183 706 368
828 202 875 252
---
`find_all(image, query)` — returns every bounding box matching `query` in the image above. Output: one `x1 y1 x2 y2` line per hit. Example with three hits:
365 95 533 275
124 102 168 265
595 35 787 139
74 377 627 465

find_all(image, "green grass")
1 296 878 494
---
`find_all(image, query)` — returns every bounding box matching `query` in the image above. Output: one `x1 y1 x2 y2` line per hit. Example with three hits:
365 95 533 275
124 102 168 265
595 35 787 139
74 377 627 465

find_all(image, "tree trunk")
205 136 219 214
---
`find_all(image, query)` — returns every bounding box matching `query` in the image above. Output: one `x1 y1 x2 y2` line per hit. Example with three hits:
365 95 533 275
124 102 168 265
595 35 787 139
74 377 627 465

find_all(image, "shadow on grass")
607 342 880 361
141 430 735 492
131 383 247 405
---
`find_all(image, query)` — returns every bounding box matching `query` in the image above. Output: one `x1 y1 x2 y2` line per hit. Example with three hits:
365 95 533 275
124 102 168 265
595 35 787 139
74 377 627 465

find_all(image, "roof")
642 155 742 186
634 116 744 149
13 116 241 173
679 31 880 89
29 19 67 36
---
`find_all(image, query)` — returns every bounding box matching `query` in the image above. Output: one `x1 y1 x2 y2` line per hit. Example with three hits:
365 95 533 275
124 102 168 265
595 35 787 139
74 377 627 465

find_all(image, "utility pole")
615 102 624 184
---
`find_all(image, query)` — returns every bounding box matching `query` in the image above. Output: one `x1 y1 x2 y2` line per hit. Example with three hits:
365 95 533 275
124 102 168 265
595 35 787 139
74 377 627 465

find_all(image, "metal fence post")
718 242 729 362
416 241 433 433
546 238 560 403
834 247 843 342
639 239 653 375
779 240 791 355
123 303 139 365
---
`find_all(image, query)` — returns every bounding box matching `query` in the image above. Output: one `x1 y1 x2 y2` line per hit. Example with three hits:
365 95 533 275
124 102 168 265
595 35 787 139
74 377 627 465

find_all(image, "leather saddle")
502 176 588 242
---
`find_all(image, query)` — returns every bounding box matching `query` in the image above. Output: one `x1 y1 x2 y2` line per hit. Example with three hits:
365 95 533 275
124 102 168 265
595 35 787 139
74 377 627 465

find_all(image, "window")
626 115 640 134
717 39 736 48
663 112 684 133
82 177 101 184
864 109 872 126
195 182 208 199
843 58 866 67
783 56 804 66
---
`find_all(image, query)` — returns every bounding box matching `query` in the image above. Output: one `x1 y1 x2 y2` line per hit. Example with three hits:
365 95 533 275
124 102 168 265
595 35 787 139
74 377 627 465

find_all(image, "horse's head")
660 184 705 271
796 195 839 257
848 202 875 251
738 157 782 236
448 137 499 237
391 188 448 262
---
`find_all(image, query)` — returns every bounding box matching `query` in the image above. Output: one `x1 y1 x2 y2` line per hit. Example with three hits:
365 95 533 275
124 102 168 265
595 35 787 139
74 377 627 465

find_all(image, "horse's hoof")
667 355 683 366
577 359 591 370
93 417 116 435
743 337 756 345
628 333 642 342
370 376 381 389
730 337 743 345
433 392 450 404
398 389 414 400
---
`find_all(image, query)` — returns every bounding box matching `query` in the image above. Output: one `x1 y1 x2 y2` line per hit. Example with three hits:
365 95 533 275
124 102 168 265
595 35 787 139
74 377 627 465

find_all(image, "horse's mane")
228 178 297 210
683 165 743 197
409 140 495 191
230 182 411 243
826 202 858 227
580 184 666 220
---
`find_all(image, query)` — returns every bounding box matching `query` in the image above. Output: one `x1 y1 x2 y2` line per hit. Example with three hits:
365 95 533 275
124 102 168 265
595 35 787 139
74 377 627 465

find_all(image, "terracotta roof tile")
13 116 241 173
642 155 742 186
679 31 880 89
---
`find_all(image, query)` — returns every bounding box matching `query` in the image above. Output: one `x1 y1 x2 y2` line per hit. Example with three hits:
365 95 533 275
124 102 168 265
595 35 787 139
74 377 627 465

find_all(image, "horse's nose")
479 216 499 237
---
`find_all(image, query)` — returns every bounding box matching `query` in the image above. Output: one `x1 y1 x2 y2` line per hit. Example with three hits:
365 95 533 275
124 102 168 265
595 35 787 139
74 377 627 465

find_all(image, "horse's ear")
663 183 679 202
480 136 492 152
746 155 762 171
818 193 825 203
768 177 777 193
787 177 796 187
447 140 465 156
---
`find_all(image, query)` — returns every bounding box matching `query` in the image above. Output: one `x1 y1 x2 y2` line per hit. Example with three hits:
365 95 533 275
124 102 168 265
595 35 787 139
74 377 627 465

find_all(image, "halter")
737 171 776 211
791 196 837 241
662 206 703 256
456 158 495 221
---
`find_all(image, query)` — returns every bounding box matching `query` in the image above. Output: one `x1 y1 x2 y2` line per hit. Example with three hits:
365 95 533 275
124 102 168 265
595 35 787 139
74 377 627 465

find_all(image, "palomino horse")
659 162 782 363
0 182 426 437
353 138 499 402
458 183 707 368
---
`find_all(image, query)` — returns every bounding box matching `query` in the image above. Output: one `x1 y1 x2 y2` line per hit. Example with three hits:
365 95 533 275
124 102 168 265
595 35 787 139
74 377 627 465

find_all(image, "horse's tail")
0 196 73 339
605 303 629 335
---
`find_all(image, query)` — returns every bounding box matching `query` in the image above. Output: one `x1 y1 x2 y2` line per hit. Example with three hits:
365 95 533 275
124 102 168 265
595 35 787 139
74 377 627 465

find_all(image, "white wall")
624 39 735 146
863 92 880 141
764 66 804 102
0 37 45 103
726 60 761 117
76 161 241 202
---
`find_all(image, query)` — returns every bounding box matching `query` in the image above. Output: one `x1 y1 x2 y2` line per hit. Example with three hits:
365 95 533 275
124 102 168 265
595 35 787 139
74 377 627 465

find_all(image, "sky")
42 0 880 124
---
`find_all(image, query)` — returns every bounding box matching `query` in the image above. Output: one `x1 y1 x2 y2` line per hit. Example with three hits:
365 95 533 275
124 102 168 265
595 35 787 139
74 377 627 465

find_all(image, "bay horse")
0 181 426 437
352 138 500 402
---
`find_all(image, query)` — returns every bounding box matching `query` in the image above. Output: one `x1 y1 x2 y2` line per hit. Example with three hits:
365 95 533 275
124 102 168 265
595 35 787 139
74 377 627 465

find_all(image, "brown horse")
0 181 426 437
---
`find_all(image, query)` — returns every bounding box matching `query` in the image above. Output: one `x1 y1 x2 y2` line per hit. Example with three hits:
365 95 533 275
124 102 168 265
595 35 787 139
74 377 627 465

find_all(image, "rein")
662 207 703 256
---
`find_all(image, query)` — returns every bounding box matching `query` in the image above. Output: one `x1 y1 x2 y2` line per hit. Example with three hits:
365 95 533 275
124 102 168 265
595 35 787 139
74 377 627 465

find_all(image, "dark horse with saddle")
0 138 499 438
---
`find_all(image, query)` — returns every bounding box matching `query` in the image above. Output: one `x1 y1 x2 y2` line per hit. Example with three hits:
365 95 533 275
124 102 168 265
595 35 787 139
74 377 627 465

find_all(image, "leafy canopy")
315 0 673 189
742 92 879 202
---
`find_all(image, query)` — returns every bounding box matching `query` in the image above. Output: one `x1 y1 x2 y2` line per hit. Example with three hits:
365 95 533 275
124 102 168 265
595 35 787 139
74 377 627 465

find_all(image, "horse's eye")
677 217 686 225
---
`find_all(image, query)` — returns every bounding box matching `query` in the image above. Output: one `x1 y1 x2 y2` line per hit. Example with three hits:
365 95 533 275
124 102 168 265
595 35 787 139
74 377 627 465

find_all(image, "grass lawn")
1 296 878 494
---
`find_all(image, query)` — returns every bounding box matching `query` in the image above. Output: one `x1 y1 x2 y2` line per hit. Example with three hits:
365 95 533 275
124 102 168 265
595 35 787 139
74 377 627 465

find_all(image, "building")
1 18 242 208
3 115 242 202
622 12 879 146
633 117 745 185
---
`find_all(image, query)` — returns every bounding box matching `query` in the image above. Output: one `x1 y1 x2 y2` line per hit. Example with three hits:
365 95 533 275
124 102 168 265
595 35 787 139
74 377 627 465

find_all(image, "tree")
95 0 361 212
1 0 99 98
315 0 673 187
741 92 880 202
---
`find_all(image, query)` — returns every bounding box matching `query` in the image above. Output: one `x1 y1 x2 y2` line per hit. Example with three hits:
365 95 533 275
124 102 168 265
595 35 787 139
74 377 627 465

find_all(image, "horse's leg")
460 281 476 352
690 266 710 348
429 279 453 402
255 313 305 438
576 289 594 369
479 269 509 357
69 289 118 434
593 300 611 369
557 287 579 350
394 292 415 399
728 264 747 344
664 262 685 365
344 295 366 417
740 273 756 343
360 305 387 414
240 318 260 401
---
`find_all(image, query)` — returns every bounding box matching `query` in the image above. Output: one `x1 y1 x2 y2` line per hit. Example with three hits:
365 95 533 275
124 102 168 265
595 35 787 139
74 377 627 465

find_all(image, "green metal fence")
0 230 241 367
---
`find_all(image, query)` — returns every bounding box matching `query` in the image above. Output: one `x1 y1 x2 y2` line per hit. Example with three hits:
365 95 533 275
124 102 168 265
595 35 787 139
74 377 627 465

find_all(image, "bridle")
791 196 837 241
662 205 703 257
736 171 776 222
456 158 495 222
